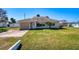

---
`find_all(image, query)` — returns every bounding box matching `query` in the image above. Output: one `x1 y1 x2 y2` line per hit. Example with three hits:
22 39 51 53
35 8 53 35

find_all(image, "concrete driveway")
0 30 28 38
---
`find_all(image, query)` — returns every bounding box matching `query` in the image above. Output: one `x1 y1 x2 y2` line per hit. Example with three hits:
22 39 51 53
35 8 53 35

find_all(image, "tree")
10 18 16 23
46 21 55 28
0 9 7 19
0 8 8 27
10 18 16 27
46 16 49 18
36 14 40 17
37 23 45 27
5 17 8 21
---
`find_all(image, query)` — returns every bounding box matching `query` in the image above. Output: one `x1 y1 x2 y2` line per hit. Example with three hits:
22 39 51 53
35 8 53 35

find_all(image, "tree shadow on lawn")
50 27 67 30
20 27 67 31
29 27 67 30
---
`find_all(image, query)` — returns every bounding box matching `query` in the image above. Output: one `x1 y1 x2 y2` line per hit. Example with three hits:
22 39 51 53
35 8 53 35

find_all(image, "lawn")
8 27 20 30
0 28 8 33
0 27 19 50
0 27 20 33
0 37 19 50
21 28 79 50
0 27 20 50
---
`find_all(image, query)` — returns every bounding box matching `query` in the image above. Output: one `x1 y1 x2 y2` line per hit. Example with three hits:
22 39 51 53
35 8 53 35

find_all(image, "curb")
8 40 21 50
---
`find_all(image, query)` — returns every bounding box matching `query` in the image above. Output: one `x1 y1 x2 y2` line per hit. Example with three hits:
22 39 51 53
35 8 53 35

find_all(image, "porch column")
29 23 31 29
34 21 37 28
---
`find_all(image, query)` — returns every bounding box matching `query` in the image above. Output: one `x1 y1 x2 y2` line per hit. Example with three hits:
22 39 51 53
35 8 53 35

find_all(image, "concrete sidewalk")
0 30 28 38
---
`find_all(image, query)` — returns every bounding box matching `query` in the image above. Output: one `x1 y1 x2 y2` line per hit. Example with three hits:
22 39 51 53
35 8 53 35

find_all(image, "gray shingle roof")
19 16 58 23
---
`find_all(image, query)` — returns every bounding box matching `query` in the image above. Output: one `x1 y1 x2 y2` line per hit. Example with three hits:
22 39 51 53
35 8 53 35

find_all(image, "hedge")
0 28 8 33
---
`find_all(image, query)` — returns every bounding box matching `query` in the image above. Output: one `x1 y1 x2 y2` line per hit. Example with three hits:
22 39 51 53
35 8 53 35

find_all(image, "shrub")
0 28 8 33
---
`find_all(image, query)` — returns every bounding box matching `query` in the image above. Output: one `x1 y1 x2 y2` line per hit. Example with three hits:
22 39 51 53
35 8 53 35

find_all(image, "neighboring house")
19 15 62 30
69 22 79 28
59 20 68 26
9 22 20 27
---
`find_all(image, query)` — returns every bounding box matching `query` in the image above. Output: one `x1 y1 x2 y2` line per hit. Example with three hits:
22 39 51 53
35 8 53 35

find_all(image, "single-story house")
71 22 79 28
19 15 62 30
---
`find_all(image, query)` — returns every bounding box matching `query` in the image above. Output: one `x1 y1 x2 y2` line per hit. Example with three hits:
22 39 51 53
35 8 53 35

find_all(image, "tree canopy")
10 18 16 23
36 14 40 17
46 21 55 28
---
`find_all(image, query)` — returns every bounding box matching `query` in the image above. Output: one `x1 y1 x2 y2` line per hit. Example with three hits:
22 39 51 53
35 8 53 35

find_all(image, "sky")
3 8 79 22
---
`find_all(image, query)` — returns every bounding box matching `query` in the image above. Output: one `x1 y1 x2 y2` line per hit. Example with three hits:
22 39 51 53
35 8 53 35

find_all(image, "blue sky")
3 8 79 22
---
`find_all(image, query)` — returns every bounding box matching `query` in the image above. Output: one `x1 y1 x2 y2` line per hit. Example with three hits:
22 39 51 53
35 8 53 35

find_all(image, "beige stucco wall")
20 21 30 30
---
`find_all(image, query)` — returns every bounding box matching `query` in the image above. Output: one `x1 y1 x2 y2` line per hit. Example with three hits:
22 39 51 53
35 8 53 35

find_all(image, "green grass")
0 28 8 32
8 27 20 30
0 27 79 50
0 27 20 33
0 37 19 50
0 27 20 50
21 27 79 50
